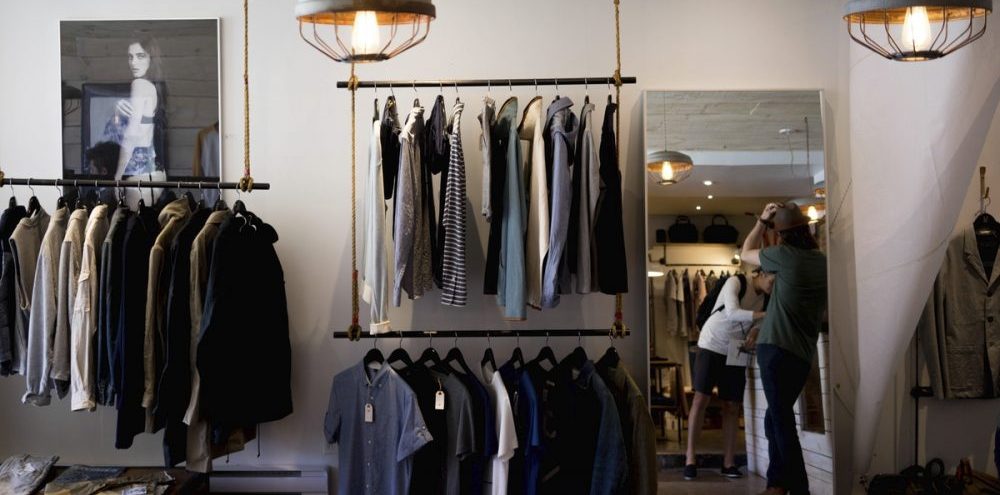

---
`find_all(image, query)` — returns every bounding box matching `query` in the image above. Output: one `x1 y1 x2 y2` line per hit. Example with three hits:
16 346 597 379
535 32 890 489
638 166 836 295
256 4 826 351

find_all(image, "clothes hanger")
559 331 589 372
443 336 475 377
506 332 524 370
56 183 66 209
213 182 228 211
481 332 497 375
387 334 414 370
363 339 385 373
27 179 40 216
454 81 460 105
412 80 419 108
598 331 620 368
531 332 559 371
418 333 446 373
116 181 127 209
8 182 17 209
197 183 207 210
584 78 590 105
373 82 380 123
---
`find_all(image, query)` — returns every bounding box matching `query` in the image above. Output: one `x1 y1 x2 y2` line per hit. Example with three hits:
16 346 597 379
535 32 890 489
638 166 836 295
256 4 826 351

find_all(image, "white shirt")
362 119 390 333
697 276 764 355
483 369 518 495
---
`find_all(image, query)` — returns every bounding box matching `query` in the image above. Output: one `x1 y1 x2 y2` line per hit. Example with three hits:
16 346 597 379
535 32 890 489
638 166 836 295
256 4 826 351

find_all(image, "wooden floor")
657 467 767 494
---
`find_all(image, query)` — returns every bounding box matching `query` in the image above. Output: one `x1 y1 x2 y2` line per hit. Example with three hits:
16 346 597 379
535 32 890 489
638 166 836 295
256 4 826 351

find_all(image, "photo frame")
61 19 221 184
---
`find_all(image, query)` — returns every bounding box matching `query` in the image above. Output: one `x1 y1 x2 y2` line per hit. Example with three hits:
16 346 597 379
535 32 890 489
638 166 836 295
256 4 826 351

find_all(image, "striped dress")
440 102 467 306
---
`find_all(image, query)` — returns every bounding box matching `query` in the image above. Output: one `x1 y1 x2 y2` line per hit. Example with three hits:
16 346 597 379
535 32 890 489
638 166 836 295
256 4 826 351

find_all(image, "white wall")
0 0 853 491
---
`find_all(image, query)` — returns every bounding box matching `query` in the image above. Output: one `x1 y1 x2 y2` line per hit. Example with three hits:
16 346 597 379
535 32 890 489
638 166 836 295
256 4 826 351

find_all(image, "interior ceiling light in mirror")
707 195 714 200
703 180 714 186
844 0 991 62
646 150 694 186
296 0 436 63
696 205 702 211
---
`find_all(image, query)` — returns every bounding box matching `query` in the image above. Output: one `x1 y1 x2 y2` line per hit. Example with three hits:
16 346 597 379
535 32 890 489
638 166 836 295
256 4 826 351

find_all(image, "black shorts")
692 347 747 402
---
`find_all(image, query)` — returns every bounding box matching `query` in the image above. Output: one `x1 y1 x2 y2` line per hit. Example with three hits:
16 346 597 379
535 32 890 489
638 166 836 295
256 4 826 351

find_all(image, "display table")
33 467 208 495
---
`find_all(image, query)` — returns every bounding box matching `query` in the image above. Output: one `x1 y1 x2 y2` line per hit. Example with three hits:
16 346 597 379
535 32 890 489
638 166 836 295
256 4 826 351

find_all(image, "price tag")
435 391 446 410
364 403 374 423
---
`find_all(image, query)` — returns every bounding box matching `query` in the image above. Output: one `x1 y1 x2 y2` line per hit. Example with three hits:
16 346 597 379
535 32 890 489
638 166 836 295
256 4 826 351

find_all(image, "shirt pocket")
944 344 984 395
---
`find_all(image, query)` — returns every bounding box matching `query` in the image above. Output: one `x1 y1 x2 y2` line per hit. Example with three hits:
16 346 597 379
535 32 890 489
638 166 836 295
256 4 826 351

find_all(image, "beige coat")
184 209 231 473
52 208 88 394
519 96 548 309
142 199 191 410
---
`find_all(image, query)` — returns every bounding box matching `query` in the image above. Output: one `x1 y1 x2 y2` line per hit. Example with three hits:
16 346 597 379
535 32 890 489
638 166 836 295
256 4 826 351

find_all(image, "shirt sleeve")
324 379 342 444
496 388 518 462
396 386 433 462
759 246 783 274
719 277 754 324
456 389 478 460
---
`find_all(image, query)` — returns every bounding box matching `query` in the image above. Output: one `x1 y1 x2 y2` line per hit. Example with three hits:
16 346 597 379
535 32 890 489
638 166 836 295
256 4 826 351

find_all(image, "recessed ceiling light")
703 180 713 186
707 195 714 199
696 205 702 211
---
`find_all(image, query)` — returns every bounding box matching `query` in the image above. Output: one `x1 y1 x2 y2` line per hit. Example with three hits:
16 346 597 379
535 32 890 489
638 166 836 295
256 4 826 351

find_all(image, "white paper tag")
726 339 752 367
364 403 374 423
435 390 446 410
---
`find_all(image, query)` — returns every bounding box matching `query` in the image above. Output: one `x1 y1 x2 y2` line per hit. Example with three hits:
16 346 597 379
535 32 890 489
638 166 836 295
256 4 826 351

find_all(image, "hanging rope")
347 64 363 341
611 0 627 339
238 0 255 193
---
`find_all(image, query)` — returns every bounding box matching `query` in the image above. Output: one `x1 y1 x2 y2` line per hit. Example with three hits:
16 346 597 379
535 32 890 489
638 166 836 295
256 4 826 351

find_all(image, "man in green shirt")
741 203 827 495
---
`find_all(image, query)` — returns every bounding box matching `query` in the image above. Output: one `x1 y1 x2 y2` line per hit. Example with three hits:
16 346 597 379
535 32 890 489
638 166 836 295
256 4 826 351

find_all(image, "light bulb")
807 205 819 223
660 163 675 182
703 180 713 186
901 6 933 53
647 270 665 278
351 11 381 55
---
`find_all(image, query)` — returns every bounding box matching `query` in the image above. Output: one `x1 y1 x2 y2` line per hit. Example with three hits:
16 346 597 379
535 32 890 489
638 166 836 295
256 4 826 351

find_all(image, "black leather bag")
667 216 698 243
703 215 739 244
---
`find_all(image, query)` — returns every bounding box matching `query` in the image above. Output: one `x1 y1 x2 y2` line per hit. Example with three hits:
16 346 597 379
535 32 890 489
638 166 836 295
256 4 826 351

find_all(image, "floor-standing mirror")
644 90 833 492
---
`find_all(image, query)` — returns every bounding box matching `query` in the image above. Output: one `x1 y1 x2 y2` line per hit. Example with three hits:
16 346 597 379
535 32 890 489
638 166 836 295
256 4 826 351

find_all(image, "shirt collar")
571 360 597 389
358 360 391 387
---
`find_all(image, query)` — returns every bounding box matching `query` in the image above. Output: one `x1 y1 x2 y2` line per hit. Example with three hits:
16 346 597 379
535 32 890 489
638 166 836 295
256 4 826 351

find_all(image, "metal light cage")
844 0 992 61
646 150 694 186
295 0 435 63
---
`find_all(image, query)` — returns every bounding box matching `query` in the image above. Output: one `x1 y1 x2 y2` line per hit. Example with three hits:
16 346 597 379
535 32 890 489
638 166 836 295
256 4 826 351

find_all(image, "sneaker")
721 465 743 478
683 464 697 480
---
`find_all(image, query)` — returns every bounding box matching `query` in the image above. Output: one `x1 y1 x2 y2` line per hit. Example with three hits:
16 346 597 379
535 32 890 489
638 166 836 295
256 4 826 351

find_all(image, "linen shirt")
519 96 548 310
497 98 526 320
479 96 496 221
70 205 109 411
52 207 88 399
21 207 63 405
484 369 518 495
325 362 433 495
758 245 827 363
541 97 578 309
569 102 599 294
363 119 390 333
499 362 543 495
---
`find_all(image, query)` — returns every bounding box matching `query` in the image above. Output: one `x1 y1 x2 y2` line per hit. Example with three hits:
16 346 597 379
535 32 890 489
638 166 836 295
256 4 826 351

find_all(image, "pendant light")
647 93 694 186
646 150 694 186
844 0 992 62
295 0 436 63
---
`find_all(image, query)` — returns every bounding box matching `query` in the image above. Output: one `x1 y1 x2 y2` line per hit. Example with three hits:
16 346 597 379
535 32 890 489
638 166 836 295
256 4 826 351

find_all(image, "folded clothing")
0 454 59 495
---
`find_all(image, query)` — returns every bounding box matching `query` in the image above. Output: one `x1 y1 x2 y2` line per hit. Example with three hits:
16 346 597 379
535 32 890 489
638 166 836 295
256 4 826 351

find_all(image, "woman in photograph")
740 203 828 495
104 37 164 182
684 268 773 481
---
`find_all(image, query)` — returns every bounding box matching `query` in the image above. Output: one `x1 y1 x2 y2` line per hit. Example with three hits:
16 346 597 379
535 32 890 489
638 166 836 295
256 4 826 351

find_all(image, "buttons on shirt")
990 316 996 323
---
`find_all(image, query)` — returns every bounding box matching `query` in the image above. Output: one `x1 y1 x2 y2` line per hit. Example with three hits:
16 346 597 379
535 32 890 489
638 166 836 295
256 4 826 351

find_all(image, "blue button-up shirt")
325 362 433 495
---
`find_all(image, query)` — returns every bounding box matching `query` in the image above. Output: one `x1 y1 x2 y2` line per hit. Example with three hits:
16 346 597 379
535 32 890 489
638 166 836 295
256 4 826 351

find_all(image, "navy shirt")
499 362 543 495
325 362 433 495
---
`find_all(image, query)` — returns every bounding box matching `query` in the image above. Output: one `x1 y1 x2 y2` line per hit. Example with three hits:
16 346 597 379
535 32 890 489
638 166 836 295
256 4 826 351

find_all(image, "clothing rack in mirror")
0 177 270 190
660 263 739 268
332 329 629 339
335 76 637 90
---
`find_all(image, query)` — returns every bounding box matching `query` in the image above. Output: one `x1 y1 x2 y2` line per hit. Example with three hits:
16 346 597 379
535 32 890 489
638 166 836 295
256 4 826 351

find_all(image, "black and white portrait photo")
60 19 221 192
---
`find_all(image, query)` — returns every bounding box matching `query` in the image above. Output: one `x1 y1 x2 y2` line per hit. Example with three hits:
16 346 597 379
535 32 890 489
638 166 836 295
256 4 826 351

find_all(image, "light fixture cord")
239 0 254 192
612 0 627 339
347 63 362 341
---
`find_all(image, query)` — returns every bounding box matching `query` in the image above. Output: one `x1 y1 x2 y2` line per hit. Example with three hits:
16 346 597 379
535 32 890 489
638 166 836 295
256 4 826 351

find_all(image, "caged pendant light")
646 92 694 186
295 0 436 63
844 0 992 62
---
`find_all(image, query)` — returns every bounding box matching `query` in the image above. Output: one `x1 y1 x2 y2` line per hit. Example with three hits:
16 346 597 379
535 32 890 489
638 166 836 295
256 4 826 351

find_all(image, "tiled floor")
658 467 767 494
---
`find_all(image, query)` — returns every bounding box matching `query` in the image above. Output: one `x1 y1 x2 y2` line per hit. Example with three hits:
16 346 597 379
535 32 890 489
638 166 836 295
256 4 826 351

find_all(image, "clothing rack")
335 76 637 90
660 263 738 268
0 178 270 190
332 329 628 339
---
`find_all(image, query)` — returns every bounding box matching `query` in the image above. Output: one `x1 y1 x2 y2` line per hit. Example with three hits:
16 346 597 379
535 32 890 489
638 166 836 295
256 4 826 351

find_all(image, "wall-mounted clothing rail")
332 329 629 339
660 263 739 268
335 76 638 89
0 178 270 190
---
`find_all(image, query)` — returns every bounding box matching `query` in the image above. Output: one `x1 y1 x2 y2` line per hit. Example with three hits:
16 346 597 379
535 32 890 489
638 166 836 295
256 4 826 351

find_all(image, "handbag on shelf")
668 216 699 243
703 215 739 244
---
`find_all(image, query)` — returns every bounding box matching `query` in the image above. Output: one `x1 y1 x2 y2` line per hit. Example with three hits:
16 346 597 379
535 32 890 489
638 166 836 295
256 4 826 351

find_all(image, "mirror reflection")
644 91 831 487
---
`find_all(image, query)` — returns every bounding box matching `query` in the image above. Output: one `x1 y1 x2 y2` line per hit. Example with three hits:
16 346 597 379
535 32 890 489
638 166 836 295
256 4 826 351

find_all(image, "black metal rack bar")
336 76 637 89
333 328 628 339
659 263 739 268
0 178 270 190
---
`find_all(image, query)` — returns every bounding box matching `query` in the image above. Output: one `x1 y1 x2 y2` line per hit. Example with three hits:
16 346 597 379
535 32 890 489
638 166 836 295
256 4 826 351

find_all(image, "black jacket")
156 207 210 466
594 102 628 295
97 207 132 406
115 206 159 449
196 212 292 429
484 98 513 295
0 204 26 376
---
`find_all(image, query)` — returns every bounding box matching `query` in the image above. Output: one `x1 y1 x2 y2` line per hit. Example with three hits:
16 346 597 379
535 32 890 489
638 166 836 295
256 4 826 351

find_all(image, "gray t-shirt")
430 369 478 495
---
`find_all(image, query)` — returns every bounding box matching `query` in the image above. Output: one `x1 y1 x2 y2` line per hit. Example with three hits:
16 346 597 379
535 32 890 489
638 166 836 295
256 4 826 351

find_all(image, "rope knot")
347 75 361 91
612 69 623 88
0 170 6 188
238 175 255 192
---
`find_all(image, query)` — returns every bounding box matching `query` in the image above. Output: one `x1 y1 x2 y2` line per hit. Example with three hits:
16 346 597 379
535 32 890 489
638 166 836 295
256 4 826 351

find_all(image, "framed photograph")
60 19 221 185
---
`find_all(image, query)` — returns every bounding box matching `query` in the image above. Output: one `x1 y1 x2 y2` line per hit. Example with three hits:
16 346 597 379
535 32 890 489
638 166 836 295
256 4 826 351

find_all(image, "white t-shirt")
483 369 518 495
697 276 765 355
